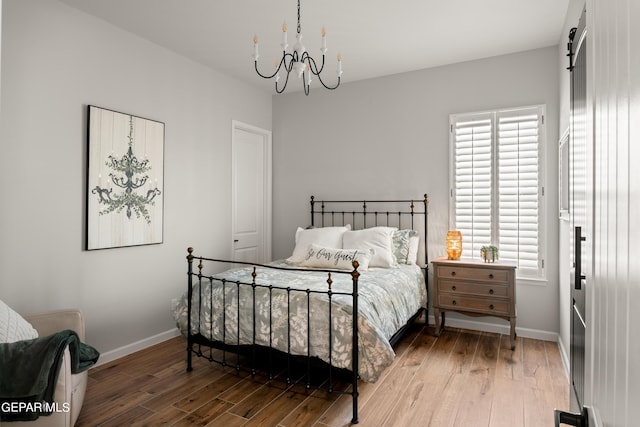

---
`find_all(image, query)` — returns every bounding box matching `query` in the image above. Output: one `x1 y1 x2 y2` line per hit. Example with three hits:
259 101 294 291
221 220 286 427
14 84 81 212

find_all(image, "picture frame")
86 105 164 250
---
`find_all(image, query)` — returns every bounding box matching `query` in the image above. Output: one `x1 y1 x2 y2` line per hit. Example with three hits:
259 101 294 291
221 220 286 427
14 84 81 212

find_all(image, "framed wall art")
86 105 164 250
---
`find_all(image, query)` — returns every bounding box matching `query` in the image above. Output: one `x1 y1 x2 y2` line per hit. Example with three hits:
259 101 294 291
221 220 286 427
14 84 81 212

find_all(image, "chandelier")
252 0 342 95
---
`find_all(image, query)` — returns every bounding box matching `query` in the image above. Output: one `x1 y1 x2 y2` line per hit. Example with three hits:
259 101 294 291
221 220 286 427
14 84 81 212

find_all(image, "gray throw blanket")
0 329 99 422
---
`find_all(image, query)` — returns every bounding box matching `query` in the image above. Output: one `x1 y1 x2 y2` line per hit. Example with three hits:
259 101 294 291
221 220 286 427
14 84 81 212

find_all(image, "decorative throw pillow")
0 299 38 343
342 226 397 268
392 229 418 264
299 244 372 270
287 225 351 264
407 234 420 265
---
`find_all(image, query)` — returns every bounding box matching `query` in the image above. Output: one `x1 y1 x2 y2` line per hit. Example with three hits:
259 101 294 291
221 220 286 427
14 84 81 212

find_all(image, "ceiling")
57 0 570 94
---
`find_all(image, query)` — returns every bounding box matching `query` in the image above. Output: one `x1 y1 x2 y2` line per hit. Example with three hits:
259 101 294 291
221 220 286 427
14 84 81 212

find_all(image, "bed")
173 195 429 424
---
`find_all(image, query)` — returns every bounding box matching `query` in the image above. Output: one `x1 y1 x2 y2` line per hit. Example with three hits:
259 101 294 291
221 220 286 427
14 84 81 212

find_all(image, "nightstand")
431 256 517 350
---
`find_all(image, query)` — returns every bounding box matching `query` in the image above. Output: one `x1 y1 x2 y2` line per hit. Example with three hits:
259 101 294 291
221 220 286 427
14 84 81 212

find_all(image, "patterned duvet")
173 260 426 382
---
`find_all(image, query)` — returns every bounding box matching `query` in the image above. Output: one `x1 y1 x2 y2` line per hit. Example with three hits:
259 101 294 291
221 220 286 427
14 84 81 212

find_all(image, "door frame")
231 120 272 262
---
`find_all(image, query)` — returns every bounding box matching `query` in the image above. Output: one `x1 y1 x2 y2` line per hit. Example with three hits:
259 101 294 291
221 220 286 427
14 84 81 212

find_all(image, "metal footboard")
186 249 361 423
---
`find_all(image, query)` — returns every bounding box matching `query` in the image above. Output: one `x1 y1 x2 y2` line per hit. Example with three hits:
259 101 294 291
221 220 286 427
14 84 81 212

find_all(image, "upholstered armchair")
12 309 89 427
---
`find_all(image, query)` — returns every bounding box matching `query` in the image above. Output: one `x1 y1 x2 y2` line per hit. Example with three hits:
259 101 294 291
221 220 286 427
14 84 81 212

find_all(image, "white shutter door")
452 114 493 258
497 108 542 276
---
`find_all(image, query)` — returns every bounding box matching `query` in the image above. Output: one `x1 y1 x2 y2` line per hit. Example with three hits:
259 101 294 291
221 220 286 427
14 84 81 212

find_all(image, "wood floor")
77 320 569 426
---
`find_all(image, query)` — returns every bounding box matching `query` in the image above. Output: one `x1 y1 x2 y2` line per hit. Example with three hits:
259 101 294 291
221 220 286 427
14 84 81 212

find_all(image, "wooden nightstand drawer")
438 293 510 316
436 265 509 284
437 280 509 298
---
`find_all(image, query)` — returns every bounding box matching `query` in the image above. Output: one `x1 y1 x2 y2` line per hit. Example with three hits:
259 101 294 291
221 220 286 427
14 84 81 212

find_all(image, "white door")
584 0 640 425
231 121 272 263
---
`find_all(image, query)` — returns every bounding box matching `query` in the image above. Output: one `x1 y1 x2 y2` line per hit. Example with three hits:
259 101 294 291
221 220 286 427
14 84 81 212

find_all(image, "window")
449 105 545 279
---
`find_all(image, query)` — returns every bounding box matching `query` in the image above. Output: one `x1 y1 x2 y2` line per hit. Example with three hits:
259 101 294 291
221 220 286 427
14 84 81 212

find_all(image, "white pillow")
287 225 351 264
0 299 38 343
299 244 372 270
342 226 397 268
407 234 420 265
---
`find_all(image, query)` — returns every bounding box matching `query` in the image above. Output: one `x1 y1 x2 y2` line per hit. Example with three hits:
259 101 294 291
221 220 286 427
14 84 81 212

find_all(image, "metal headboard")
309 194 429 270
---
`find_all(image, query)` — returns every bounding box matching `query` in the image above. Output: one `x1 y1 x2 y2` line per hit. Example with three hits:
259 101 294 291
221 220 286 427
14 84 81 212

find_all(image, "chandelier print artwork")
252 0 342 95
86 106 164 250
92 115 160 223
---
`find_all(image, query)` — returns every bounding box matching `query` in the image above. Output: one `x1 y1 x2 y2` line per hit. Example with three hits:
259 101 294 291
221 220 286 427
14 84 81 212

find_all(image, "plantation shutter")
450 106 545 279
451 113 493 258
497 108 542 277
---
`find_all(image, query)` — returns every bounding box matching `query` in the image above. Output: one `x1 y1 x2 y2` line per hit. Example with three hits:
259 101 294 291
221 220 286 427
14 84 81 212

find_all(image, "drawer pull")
489 273 494 279
489 304 494 310
452 285 457 291
452 300 457 306
489 289 494 295
451 271 456 277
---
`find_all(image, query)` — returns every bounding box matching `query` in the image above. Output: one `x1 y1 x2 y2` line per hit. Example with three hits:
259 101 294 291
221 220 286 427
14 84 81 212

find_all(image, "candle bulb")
281 22 288 51
306 62 312 86
321 27 327 54
337 52 342 77
98 173 102 187
252 35 259 60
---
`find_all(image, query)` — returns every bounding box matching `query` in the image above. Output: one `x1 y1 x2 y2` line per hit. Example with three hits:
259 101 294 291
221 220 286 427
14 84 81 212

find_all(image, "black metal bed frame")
185 195 429 424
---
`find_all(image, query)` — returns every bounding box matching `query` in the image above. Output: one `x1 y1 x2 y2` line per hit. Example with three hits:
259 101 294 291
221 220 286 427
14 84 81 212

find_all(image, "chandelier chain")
297 0 301 34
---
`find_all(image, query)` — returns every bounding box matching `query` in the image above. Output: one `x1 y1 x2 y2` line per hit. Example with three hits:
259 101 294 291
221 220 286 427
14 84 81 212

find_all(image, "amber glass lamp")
446 230 462 260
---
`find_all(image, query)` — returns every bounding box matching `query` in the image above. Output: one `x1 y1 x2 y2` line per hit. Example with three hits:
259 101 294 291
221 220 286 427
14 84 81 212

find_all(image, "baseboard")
586 406 603 427
557 335 570 378
95 318 559 368
94 328 181 367
426 314 559 342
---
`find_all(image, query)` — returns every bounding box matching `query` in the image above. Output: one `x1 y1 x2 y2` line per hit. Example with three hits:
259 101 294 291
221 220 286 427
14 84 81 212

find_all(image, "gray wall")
0 0 271 357
273 46 561 338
